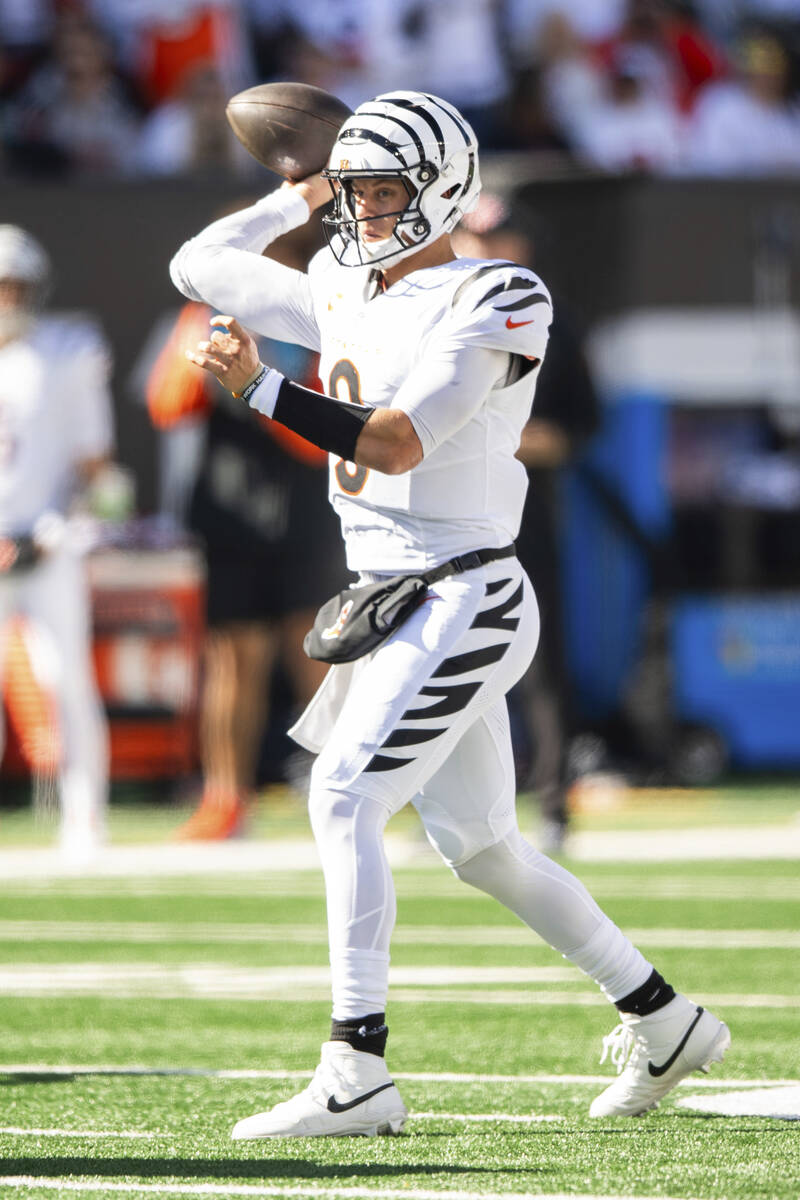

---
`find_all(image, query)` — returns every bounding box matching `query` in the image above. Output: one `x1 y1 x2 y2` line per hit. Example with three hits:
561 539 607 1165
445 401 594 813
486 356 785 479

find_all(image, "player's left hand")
186 315 261 395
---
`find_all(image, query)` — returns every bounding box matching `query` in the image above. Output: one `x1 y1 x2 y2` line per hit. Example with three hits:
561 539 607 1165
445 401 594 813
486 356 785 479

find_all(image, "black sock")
615 969 676 1017
330 1013 388 1057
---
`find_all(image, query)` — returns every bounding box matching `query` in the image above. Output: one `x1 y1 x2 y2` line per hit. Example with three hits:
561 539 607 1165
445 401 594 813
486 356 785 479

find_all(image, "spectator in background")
509 0 629 48
145 222 346 840
684 29 800 173
0 225 114 863
537 13 609 148
0 0 54 98
87 0 256 108
453 194 600 853
569 42 686 171
3 14 141 175
264 0 513 149
394 0 514 148
597 0 726 113
136 60 255 177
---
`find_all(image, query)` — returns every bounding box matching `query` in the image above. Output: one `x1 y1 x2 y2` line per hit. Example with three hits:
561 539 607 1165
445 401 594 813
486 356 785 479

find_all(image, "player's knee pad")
308 786 356 844
451 825 540 894
308 786 390 859
422 818 508 870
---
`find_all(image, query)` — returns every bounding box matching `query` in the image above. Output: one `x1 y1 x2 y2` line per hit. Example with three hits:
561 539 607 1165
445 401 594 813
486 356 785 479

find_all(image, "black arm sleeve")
271 378 375 460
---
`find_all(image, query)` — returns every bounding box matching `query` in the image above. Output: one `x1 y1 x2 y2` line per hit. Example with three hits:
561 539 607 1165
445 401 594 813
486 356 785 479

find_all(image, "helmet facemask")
322 91 481 270
323 165 439 267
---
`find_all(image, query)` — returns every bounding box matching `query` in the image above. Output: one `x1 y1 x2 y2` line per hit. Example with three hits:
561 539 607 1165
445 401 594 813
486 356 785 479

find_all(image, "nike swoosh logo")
506 316 534 329
647 1006 704 1077
326 1081 395 1113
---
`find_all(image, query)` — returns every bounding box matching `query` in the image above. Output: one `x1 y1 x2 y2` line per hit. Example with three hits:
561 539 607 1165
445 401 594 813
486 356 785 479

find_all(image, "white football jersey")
0 314 114 535
309 252 551 571
170 190 552 572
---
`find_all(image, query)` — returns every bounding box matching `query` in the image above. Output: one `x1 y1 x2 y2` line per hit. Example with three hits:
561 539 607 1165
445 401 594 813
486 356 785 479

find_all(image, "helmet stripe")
339 126 409 167
422 93 472 147
379 97 446 161
354 109 427 162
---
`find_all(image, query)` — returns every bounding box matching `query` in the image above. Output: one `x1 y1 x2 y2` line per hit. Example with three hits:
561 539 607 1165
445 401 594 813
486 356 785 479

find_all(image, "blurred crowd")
1 0 800 179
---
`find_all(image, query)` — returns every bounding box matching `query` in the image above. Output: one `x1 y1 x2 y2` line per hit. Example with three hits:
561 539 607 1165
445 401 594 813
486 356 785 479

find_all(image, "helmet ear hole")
441 184 460 199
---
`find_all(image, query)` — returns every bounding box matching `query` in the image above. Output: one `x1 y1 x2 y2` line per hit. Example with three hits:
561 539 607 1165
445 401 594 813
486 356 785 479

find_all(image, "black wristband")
272 378 375 460
234 364 268 402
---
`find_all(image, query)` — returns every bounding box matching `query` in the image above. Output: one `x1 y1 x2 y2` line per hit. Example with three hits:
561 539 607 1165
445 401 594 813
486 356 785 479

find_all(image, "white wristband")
247 366 284 419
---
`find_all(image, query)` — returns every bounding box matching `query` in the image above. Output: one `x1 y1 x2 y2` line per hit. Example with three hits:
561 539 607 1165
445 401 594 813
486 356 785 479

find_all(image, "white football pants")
301 558 651 1020
0 547 108 847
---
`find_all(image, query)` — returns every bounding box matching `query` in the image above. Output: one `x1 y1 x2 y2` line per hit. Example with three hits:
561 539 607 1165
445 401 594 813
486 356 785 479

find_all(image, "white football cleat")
231 1042 408 1139
589 994 731 1118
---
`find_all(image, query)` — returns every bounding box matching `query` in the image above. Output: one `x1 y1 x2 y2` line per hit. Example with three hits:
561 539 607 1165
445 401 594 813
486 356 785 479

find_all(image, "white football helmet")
322 91 481 269
0 226 50 340
0 225 50 291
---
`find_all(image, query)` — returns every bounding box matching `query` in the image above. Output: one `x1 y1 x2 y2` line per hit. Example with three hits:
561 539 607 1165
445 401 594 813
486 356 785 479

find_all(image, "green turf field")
0 793 798 1200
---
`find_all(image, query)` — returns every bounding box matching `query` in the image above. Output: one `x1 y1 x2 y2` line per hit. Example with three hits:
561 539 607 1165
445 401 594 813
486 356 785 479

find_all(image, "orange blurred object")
2 617 61 774
1 546 206 783
173 786 246 840
146 302 213 429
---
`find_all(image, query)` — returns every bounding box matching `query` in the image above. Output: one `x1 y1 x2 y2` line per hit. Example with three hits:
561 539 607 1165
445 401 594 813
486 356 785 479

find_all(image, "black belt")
420 544 516 587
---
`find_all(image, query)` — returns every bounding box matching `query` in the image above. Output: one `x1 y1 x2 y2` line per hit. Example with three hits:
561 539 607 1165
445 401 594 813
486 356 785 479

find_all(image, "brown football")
225 82 352 180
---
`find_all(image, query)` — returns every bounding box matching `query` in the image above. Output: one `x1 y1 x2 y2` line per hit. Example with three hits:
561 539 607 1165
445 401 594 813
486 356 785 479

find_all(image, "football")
225 81 352 180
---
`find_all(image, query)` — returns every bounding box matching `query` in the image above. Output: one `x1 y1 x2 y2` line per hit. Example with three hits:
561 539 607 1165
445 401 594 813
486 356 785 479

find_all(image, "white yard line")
676 1084 800 1119
0 1180 691 1200
3 876 799 903
0 1127 155 1139
0 964 794 1008
412 1112 564 1123
1 1064 796 1090
0 921 796 950
0 822 798 883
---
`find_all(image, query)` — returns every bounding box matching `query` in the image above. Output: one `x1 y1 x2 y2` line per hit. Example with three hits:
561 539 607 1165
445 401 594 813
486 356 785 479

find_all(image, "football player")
0 225 113 862
170 91 730 1135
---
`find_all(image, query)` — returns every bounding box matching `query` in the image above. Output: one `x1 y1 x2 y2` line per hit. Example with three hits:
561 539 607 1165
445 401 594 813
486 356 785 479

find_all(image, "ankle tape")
615 969 676 1016
330 1013 388 1057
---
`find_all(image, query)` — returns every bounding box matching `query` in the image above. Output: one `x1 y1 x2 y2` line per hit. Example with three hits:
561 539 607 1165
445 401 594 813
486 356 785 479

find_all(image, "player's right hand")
283 173 331 214
186 316 261 395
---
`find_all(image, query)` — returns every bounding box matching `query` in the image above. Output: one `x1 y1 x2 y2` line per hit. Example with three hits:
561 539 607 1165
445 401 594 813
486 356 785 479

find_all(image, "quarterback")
170 90 730 1136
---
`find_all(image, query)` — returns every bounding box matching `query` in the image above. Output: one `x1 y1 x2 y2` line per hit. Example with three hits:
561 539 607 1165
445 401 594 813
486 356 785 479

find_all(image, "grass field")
0 786 799 1200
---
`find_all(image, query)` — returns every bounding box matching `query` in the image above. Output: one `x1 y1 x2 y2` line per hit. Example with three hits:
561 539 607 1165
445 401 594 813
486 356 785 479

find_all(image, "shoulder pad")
449 261 552 359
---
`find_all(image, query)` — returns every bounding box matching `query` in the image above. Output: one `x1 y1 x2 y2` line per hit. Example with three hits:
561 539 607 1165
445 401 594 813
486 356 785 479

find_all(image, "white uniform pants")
294 558 650 1020
0 547 108 846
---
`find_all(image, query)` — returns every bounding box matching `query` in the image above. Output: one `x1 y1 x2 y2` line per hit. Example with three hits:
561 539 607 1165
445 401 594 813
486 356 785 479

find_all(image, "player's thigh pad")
310 559 539 811
411 698 517 866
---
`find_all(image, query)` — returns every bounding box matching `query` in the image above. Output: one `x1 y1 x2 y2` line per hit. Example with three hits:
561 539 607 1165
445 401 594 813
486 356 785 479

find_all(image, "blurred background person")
136 60 255 177
0 224 115 861
569 42 687 172
3 12 141 176
142 223 347 840
536 13 609 151
596 0 726 114
87 0 256 109
453 193 601 852
517 1 726 168
0 0 55 100
684 27 800 173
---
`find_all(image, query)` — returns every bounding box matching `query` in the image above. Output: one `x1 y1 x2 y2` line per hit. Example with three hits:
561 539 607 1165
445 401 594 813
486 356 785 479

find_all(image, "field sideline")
0 787 798 1199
